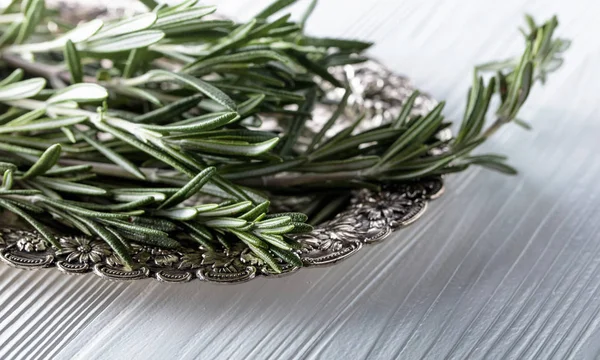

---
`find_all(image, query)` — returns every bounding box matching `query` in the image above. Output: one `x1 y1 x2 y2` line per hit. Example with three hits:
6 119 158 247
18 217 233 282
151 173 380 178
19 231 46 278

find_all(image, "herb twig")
0 0 568 271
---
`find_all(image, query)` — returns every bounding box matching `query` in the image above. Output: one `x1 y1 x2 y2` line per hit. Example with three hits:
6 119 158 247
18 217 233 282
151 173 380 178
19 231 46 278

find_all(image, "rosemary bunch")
0 0 568 271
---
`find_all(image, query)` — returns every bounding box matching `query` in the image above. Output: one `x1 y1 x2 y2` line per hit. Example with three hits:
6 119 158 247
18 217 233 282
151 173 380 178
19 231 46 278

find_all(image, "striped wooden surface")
2 0 600 359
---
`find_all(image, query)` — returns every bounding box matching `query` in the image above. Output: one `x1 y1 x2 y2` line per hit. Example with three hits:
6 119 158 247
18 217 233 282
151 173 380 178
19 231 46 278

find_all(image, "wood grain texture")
2 0 600 359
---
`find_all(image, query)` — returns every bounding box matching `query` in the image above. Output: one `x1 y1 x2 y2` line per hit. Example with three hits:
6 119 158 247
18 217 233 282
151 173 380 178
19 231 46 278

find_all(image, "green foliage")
0 1 567 272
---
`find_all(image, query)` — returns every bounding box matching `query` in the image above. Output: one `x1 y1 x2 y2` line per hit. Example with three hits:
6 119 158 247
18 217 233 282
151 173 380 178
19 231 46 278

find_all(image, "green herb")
0 0 567 272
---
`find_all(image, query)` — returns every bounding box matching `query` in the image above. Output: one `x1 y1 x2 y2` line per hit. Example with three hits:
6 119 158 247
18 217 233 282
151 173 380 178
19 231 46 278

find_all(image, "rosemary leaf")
21 143 61 179
64 40 83 83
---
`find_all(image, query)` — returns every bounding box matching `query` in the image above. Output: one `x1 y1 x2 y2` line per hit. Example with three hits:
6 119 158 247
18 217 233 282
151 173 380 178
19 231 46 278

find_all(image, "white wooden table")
2 0 600 359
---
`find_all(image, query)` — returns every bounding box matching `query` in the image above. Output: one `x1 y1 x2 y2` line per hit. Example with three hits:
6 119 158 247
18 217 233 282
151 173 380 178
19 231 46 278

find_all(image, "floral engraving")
57 236 111 264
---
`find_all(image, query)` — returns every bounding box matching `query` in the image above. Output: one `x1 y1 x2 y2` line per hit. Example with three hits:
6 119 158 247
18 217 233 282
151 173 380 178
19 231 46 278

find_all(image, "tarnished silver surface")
307 60 438 136
0 57 444 283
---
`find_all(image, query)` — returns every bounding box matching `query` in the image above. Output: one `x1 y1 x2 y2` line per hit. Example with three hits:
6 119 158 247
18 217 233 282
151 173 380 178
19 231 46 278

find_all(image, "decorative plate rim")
0 177 444 283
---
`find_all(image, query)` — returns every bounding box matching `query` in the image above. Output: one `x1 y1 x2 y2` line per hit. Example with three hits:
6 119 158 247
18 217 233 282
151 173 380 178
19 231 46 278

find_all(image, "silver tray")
0 33 445 283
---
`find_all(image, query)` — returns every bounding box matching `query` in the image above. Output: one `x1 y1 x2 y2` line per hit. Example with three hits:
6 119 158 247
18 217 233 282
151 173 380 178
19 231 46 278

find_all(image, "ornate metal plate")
0 178 443 283
0 12 445 282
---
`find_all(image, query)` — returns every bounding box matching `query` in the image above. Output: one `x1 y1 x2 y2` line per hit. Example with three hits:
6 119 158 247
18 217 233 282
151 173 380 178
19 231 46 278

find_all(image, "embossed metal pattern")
0 180 444 283
0 53 443 283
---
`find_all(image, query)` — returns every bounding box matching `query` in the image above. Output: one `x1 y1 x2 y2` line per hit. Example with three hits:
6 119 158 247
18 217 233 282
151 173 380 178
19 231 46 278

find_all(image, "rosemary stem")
238 170 362 188
481 116 508 139
1 54 63 79
56 159 184 184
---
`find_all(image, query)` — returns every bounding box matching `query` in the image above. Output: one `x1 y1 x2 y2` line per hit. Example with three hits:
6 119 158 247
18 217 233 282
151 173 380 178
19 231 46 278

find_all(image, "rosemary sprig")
0 0 567 271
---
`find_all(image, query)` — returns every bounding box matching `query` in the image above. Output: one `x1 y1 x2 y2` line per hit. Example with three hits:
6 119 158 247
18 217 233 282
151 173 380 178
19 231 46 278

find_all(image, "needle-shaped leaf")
4 198 43 213
92 121 192 177
0 162 17 173
132 93 202 124
0 142 42 155
113 193 164 204
255 224 295 235
155 207 198 220
255 0 298 19
47 206 92 235
265 212 308 222
158 19 234 36
143 112 239 133
249 13 290 38
34 177 107 195
0 78 46 101
89 13 157 40
122 47 147 79
21 143 61 179
156 0 197 14
0 198 59 248
120 231 180 249
15 0 44 44
215 83 305 102
0 116 87 134
7 19 102 52
174 137 279 157
299 0 317 27
378 102 445 165
255 216 291 229
294 54 343 88
45 164 92 176
194 203 220 213
230 229 268 249
81 30 165 53
299 36 373 51
239 201 270 221
198 201 253 217
159 167 215 209
153 6 215 29
239 95 265 117
203 217 248 229
185 18 256 59
179 221 213 240
256 232 291 250
64 40 83 83
0 22 20 47
308 87 350 151
270 246 302 267
465 155 518 175
185 50 305 74
78 130 146 180
99 218 169 238
41 197 142 218
2 169 13 189
0 189 41 195
221 158 305 180
130 216 177 232
0 69 23 87
115 86 162 106
61 126 76 144
301 156 380 173
280 88 315 156
146 70 237 111
309 128 401 161
138 0 159 10
289 222 314 233
5 108 46 126
47 83 108 103
381 156 455 181
392 90 419 129
246 242 282 273
58 19 104 44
